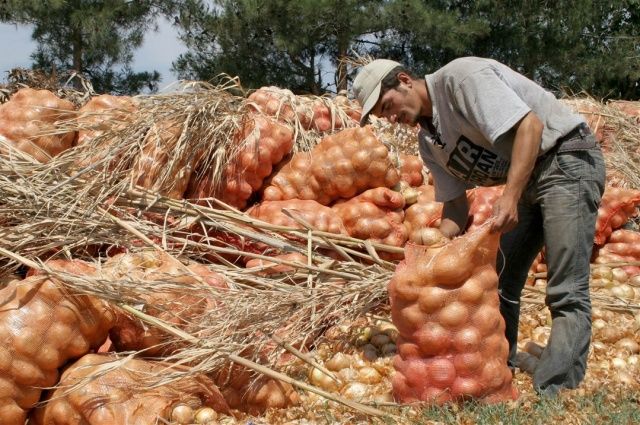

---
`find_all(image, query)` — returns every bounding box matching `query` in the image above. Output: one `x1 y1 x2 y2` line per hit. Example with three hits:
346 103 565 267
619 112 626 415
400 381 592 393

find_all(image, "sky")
0 18 188 90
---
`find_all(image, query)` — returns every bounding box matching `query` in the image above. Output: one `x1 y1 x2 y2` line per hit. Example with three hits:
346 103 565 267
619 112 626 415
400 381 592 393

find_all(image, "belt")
536 123 597 165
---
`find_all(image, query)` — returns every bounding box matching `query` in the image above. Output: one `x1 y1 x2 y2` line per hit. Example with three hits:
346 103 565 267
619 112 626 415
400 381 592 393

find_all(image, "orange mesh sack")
103 252 227 356
30 354 230 424
333 187 408 250
76 95 136 146
248 199 347 235
404 185 444 244
389 225 517 404
186 114 294 209
263 127 400 205
245 252 309 276
593 229 640 277
0 265 115 424
398 153 425 187
0 87 76 162
594 187 640 245
466 186 504 232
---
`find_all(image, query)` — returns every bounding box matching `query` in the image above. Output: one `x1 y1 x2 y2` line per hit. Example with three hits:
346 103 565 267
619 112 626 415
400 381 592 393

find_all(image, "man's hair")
380 66 418 94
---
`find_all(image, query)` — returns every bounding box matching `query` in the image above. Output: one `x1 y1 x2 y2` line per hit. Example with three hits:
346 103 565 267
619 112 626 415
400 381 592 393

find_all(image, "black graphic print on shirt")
446 135 510 186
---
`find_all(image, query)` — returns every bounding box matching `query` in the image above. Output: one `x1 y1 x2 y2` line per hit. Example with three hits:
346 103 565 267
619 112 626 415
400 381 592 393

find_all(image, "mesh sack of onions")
245 252 309 276
333 187 408 252
388 225 517 404
594 187 640 245
248 199 347 235
102 252 227 356
465 186 504 232
30 354 230 425
397 153 425 187
403 185 444 245
186 113 294 210
0 263 115 424
263 126 400 205
248 86 359 132
0 87 76 162
593 229 640 278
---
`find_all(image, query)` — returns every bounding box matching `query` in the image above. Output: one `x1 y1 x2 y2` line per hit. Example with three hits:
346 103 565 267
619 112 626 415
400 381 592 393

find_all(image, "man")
352 57 605 396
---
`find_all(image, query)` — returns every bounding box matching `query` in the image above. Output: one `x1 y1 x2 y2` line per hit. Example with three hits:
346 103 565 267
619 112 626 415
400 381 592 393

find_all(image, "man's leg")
533 147 605 395
498 193 545 368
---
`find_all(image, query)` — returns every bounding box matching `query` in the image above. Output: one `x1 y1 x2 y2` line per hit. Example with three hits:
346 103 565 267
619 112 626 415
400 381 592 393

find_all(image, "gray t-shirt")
418 57 584 202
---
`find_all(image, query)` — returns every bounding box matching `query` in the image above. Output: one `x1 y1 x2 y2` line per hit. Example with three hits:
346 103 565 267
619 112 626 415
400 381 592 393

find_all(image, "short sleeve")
453 66 531 143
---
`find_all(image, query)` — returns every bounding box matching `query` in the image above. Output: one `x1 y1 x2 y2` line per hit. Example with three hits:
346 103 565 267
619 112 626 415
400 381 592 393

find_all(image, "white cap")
352 59 402 125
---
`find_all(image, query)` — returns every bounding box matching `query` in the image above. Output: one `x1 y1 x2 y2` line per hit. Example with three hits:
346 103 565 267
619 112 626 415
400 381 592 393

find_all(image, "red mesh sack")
398 153 425 187
0 88 76 162
263 126 400 205
389 225 517 404
248 199 347 235
0 265 115 424
593 229 640 277
186 114 294 209
404 185 444 244
466 186 504 232
30 354 230 424
333 187 408 250
594 187 640 245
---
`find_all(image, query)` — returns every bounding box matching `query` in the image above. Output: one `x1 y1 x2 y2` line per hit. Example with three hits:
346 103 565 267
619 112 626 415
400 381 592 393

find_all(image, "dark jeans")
497 131 605 396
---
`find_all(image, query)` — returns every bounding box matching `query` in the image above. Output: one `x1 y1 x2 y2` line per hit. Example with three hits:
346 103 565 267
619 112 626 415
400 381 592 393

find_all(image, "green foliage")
1 0 176 94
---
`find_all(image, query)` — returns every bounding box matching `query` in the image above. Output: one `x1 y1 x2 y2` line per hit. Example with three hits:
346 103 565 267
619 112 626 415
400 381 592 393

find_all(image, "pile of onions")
248 199 347 235
186 114 294 209
263 127 400 205
593 229 640 278
332 187 408 251
593 187 640 245
0 87 76 163
388 226 517 404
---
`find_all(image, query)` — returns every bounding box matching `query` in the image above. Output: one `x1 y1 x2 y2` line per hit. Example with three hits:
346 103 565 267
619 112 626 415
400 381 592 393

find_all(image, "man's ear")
397 72 413 86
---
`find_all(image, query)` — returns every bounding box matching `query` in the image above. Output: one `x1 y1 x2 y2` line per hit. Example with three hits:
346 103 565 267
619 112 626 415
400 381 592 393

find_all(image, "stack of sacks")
594 187 640 245
186 114 294 209
403 185 443 245
333 187 408 253
389 226 517 404
31 354 230 424
263 127 400 205
0 87 76 162
0 261 115 425
248 199 347 235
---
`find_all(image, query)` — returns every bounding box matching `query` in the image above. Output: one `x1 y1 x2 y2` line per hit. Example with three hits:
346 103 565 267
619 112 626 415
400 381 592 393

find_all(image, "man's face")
370 75 420 126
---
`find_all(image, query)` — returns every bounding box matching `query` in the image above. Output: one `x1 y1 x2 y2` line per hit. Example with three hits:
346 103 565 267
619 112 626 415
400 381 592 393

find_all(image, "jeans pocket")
554 149 604 182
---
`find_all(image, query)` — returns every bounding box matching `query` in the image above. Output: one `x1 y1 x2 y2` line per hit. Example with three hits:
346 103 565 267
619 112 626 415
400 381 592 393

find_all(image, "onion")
194 407 218 424
338 367 358 383
523 341 544 358
592 318 607 331
309 367 339 391
452 327 481 353
472 304 501 336
358 366 382 384
628 355 640 368
171 404 194 424
611 357 627 369
591 340 606 351
341 382 369 400
457 278 485 304
453 351 483 376
612 267 629 282
591 265 613 280
414 324 451 356
610 284 635 299
362 344 379 362
427 358 457 387
616 338 640 354
418 286 448 314
439 301 469 329
630 275 640 286
617 370 637 386
451 377 482 398
371 334 391 349
381 343 397 356
325 352 351 371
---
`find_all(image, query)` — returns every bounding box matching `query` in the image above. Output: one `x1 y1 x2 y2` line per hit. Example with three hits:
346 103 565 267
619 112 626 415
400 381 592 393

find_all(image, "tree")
1 0 178 94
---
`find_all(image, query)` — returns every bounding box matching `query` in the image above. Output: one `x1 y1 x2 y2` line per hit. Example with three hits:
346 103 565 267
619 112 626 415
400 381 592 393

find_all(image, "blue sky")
0 18 187 90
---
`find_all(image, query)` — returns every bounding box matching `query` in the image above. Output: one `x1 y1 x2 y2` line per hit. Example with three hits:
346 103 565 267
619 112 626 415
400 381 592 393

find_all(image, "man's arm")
440 193 470 238
490 111 544 233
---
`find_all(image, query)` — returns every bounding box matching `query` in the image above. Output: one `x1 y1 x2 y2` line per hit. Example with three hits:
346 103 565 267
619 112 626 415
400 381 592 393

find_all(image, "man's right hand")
439 193 470 238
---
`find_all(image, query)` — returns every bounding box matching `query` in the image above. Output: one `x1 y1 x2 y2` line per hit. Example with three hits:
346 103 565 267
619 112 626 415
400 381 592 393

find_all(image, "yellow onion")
381 343 397 356
610 284 635 299
611 357 627 369
341 382 369 400
590 278 613 288
337 367 358 383
627 355 639 368
592 318 607 331
309 367 339 391
591 265 613 281
325 352 351 372
171 404 194 425
357 366 382 384
611 268 629 283
629 275 640 286
362 344 379 362
371 333 391 349
194 407 218 424
592 340 606 351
